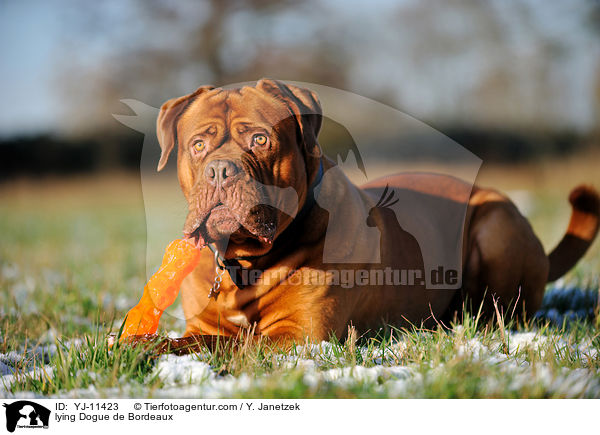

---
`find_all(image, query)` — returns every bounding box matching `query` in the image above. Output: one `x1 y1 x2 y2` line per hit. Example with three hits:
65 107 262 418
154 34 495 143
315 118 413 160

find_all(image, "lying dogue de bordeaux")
151 78 599 350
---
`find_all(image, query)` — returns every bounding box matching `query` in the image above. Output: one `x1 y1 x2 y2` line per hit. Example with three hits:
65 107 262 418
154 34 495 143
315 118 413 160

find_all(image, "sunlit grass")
0 160 599 398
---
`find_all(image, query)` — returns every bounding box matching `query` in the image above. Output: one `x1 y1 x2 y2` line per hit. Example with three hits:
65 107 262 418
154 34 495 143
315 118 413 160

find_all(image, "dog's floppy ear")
156 85 214 171
256 79 322 157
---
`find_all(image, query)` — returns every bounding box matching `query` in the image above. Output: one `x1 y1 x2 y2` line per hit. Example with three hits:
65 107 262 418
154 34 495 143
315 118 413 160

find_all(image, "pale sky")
0 0 598 136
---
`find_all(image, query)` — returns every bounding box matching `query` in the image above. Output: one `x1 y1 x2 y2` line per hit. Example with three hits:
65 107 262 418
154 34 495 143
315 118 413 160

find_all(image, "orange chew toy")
120 238 201 339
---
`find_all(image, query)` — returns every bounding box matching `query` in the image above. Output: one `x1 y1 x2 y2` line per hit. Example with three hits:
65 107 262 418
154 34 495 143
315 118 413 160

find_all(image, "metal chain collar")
208 249 226 300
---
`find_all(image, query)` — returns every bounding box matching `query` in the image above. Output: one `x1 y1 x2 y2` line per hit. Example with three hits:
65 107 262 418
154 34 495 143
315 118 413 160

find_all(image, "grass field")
1 150 599 398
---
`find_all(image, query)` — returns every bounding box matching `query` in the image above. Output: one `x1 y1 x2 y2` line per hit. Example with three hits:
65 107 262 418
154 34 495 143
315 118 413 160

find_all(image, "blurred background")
1 0 599 341
1 0 600 176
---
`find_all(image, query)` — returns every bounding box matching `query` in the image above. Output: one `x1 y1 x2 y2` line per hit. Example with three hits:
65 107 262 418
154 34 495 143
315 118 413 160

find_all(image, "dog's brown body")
156 79 600 344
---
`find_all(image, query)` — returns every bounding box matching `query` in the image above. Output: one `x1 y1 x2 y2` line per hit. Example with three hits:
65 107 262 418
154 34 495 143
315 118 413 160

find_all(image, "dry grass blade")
492 296 509 355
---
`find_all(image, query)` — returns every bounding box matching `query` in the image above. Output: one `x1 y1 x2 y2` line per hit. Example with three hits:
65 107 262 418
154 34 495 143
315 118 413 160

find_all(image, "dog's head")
156 79 322 258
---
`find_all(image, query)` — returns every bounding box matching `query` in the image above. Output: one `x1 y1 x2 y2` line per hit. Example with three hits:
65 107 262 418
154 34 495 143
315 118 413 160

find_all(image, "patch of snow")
4 325 599 399
1 263 20 280
102 293 133 311
0 361 15 376
155 355 214 386
508 332 549 354
0 365 54 397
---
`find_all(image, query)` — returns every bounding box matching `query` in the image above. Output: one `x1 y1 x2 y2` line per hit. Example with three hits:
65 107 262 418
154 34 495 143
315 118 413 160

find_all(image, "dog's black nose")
205 159 239 187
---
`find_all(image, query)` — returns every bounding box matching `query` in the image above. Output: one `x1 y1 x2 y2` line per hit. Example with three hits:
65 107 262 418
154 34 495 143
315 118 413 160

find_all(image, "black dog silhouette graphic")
3 401 50 432
366 185 425 277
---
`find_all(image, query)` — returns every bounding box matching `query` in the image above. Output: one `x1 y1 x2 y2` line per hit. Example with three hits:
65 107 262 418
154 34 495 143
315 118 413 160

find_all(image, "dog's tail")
547 185 600 282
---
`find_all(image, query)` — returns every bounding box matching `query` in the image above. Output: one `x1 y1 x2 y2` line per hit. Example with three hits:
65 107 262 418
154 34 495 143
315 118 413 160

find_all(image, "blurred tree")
54 0 350 135
44 0 599 165
390 0 576 131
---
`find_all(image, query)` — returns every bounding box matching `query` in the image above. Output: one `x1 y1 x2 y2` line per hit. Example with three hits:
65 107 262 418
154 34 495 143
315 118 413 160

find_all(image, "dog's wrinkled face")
178 89 305 252
156 79 322 258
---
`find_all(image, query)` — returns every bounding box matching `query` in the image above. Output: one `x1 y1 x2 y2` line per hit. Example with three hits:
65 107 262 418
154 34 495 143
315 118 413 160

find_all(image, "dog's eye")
252 134 268 147
192 140 205 152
